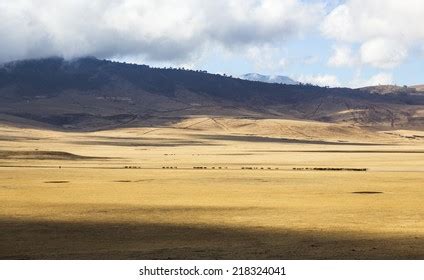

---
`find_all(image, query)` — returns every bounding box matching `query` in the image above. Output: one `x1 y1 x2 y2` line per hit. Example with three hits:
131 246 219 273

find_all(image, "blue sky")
195 35 424 88
1 0 423 88
187 1 424 88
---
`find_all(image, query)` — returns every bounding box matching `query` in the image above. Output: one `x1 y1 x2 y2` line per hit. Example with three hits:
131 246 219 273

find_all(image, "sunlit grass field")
0 123 423 259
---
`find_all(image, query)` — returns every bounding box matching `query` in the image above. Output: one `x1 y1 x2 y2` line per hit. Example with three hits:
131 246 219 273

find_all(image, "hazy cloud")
297 74 340 87
348 71 394 88
0 0 324 64
359 38 407 69
328 45 356 67
365 72 394 86
322 0 424 70
245 45 288 72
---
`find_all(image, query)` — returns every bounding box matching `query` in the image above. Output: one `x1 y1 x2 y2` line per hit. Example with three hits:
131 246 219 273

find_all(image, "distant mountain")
359 85 424 96
411 85 424 92
240 73 298 85
0 57 423 131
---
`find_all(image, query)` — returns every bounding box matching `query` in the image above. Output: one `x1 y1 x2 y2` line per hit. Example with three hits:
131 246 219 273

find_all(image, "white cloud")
322 0 424 69
350 72 394 88
321 4 355 42
0 0 325 64
297 74 340 87
246 45 288 72
359 38 407 69
328 45 356 67
366 72 394 86
328 40 408 70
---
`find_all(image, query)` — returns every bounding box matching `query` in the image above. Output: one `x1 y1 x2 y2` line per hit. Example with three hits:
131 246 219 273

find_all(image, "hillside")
359 85 424 96
0 57 423 132
412 85 424 92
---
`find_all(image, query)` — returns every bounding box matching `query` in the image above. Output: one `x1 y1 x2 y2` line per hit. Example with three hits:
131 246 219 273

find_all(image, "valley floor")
0 121 423 259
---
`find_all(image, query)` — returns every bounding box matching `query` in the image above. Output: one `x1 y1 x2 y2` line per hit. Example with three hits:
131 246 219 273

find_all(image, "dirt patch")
134 179 155 182
0 150 106 160
252 150 424 153
352 191 383 195
294 167 368 172
198 134 383 146
0 136 42 141
71 140 217 147
0 186 16 189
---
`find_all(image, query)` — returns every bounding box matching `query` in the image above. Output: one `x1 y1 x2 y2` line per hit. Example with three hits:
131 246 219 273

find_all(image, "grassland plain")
0 120 423 259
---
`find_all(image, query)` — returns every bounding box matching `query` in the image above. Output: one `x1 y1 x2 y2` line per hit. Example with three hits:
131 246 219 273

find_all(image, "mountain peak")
240 73 298 85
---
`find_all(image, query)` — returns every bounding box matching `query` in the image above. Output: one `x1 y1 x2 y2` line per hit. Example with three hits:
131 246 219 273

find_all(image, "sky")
0 0 423 88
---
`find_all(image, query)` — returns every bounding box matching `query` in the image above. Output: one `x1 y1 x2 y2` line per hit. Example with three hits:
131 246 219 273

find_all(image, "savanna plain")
1 118 423 259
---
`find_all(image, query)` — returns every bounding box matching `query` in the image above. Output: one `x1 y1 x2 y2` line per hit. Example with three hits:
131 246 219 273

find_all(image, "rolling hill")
0 57 423 133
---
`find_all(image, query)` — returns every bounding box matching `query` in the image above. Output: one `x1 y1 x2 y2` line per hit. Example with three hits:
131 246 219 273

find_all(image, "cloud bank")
323 0 424 69
0 0 324 63
297 74 340 87
1 0 422 86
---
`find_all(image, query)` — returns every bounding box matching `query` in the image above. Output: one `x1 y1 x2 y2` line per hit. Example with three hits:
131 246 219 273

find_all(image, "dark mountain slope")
0 57 423 130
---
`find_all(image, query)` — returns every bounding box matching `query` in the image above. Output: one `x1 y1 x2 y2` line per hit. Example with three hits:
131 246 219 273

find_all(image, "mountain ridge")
0 57 423 132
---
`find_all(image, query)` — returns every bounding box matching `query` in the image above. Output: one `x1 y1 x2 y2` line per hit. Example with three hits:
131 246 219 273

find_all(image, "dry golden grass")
0 120 423 259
